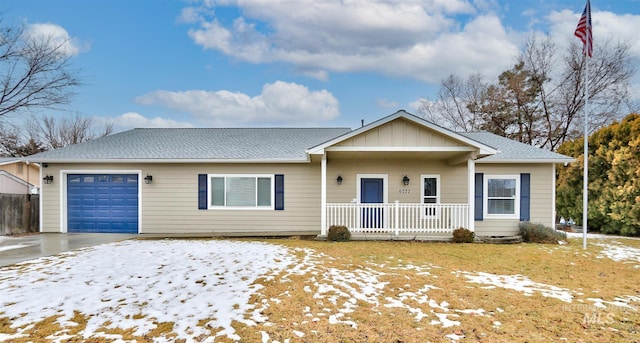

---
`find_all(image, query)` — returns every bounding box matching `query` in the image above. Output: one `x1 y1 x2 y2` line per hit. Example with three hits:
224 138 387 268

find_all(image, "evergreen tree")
557 113 640 235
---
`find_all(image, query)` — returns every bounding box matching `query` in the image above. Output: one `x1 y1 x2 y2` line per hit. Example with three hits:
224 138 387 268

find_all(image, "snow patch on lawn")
455 271 574 303
0 239 296 341
261 249 486 336
595 242 640 268
7 238 637 341
587 295 640 311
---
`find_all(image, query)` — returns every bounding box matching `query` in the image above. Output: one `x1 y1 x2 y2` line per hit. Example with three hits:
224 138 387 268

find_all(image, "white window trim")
208 174 275 210
483 174 520 219
421 174 440 219
356 174 388 204
355 174 389 230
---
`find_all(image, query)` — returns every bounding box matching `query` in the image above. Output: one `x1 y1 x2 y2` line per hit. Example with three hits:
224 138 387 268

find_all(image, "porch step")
476 235 523 244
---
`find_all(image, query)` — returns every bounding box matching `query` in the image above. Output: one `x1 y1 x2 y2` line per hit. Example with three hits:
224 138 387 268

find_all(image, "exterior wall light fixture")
144 175 153 184
402 175 410 186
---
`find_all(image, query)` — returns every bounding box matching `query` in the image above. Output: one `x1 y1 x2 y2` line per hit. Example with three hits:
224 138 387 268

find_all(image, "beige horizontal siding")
40 160 557 238
474 163 554 236
40 163 322 235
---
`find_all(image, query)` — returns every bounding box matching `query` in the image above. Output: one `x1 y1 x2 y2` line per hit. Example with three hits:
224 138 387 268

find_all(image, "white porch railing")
326 201 470 235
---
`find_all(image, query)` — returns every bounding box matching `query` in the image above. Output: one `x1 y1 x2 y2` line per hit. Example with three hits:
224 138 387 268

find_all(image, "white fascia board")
474 158 576 164
0 171 33 187
325 146 477 152
25 158 313 164
0 159 20 166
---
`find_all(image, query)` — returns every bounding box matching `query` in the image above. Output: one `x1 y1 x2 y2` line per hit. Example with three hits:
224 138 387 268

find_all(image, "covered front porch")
307 112 497 240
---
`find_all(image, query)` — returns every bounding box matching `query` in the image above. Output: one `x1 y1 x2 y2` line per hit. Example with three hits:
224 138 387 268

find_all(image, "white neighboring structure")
0 171 38 194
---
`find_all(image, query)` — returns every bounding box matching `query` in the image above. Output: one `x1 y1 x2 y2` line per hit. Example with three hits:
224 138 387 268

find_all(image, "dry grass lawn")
1 236 639 342
234 238 639 342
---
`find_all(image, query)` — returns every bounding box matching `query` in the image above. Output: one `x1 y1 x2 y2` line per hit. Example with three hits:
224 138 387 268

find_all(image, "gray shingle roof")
460 132 573 162
24 118 573 164
27 128 352 162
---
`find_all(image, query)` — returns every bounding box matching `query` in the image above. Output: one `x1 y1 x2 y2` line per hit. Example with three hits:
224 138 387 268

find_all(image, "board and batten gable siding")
474 163 554 236
334 118 467 148
326 158 468 204
40 163 322 235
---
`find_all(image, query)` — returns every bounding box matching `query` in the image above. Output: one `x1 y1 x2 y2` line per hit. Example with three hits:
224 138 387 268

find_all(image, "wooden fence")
0 194 39 235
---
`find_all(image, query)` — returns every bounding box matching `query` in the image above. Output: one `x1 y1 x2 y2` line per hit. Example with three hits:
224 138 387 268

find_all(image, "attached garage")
67 174 139 233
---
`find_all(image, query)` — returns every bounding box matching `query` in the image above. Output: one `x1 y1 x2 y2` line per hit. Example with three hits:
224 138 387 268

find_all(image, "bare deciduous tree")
0 114 113 156
420 34 636 150
0 122 45 156
31 114 113 150
0 20 81 117
421 73 487 132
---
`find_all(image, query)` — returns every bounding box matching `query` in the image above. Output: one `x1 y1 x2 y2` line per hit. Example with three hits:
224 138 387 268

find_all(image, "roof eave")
475 158 576 164
25 158 313 164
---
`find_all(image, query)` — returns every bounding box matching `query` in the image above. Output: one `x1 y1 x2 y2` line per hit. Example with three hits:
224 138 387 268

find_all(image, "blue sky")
3 0 640 131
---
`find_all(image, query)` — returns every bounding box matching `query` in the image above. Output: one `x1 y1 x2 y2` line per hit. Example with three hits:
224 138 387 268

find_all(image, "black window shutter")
198 174 207 210
520 173 531 221
275 174 284 210
474 173 483 221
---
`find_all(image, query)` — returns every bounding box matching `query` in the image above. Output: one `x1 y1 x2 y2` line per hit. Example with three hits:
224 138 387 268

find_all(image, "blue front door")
67 174 139 233
361 178 383 228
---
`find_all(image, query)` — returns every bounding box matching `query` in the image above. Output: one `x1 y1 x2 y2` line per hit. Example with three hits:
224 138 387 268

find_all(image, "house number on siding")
398 189 411 194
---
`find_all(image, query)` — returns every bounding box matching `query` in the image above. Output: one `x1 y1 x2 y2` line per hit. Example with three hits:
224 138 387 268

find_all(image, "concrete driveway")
0 233 136 267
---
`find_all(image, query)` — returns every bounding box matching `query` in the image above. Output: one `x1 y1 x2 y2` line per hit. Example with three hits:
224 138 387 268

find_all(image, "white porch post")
467 158 475 232
320 154 327 236
394 200 400 236
552 163 557 230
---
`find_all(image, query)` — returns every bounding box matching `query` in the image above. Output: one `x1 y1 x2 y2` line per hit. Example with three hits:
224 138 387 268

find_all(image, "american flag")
574 0 592 57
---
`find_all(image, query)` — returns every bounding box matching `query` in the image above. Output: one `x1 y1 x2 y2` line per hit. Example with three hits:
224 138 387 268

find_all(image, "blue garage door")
67 174 139 233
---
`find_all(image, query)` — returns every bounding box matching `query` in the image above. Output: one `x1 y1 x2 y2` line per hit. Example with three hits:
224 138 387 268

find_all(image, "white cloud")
408 98 427 112
546 8 640 109
546 9 640 57
135 81 340 126
178 7 202 24
24 23 86 57
183 0 518 83
183 1 639 89
110 112 195 130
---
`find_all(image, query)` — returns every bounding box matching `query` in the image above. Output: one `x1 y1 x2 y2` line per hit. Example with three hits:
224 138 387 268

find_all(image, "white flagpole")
583 55 589 250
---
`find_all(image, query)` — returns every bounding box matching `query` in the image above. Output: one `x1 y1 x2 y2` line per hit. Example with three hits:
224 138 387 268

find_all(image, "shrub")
327 225 351 242
452 227 475 243
519 222 567 244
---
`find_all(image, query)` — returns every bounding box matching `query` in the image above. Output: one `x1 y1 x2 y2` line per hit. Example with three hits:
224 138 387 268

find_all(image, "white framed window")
421 175 440 218
484 175 519 219
209 174 274 209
